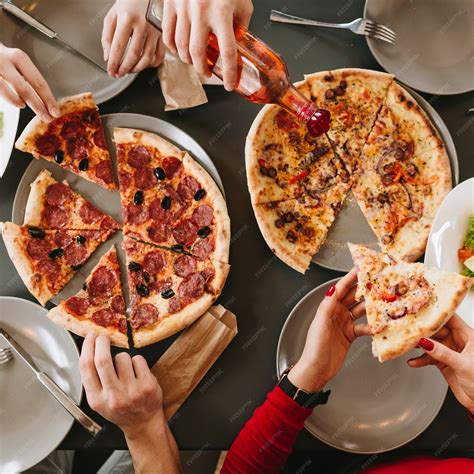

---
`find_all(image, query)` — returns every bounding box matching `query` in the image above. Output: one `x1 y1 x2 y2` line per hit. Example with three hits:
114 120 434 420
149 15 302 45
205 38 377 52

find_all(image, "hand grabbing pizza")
102 0 165 77
0 43 59 122
161 0 254 91
80 333 181 472
288 268 372 393
408 314 474 414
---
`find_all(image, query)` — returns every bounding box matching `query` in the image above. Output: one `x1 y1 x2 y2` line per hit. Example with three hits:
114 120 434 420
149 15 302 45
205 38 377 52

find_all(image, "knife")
2 1 108 73
0 328 103 436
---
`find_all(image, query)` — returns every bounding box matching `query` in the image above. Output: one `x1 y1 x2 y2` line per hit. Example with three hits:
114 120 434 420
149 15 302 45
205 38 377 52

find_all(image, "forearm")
124 412 182 474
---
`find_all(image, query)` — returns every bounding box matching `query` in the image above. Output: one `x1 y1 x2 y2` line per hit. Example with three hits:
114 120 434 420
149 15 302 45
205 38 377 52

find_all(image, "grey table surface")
1 0 473 466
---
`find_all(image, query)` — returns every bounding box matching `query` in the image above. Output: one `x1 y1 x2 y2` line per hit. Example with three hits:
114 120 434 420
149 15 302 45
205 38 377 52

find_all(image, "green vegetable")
463 216 474 249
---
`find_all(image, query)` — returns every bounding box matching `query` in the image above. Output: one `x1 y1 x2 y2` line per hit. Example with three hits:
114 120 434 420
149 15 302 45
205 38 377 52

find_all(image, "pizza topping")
142 271 150 283
95 160 115 184
100 216 118 230
177 176 200 201
325 89 335 100
37 259 60 280
88 266 116 298
171 244 185 254
172 219 199 245
275 110 298 131
143 251 166 274
147 222 171 243
178 273 205 300
92 309 117 329
148 198 172 223
154 167 166 181
79 158 89 171
128 261 141 272
28 227 45 239
386 307 408 320
290 170 309 184
54 150 64 164
27 238 52 260
48 247 64 259
130 304 159 329
197 226 211 238
339 80 347 89
405 163 418 176
194 189 206 201
136 283 150 297
161 288 175 299
64 243 87 267
394 282 408 296
44 205 69 227
192 238 214 259
126 203 149 225
161 196 172 210
111 295 126 314
35 134 61 156
286 230 297 243
65 296 90 315
192 205 214 227
45 183 71 206
377 193 389 204
169 297 183 314
128 146 150 168
133 191 145 205
162 156 182 178
381 234 393 245
174 255 197 277
134 167 156 190
79 202 103 224
67 136 88 161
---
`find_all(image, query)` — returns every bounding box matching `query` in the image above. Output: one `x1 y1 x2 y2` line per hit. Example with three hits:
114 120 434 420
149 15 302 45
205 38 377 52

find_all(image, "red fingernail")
418 338 434 351
326 285 336 297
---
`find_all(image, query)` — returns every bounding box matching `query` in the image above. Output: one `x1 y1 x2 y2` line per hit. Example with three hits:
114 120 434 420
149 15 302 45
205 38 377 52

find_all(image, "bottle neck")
277 85 318 124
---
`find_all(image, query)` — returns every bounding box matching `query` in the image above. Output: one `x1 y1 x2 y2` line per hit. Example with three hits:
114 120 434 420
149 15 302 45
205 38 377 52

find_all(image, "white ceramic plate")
364 0 474 95
0 98 20 178
12 113 225 306
425 178 474 326
276 278 448 454
0 296 82 472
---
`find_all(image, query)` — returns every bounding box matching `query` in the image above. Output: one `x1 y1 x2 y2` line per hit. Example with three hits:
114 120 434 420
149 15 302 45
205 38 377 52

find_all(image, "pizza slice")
123 237 230 347
15 93 116 190
24 170 120 230
304 69 394 173
349 243 472 362
1 222 115 305
48 246 128 348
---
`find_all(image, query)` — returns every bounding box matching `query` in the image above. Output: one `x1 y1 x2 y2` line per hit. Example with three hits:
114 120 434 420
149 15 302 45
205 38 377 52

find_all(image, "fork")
0 347 13 365
270 10 397 45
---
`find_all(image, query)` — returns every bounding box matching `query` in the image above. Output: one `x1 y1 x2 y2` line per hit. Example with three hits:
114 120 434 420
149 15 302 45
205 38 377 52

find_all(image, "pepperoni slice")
201 265 215 283
100 216 119 230
92 308 116 328
177 176 200 201
172 219 198 245
93 129 107 149
130 304 159 329
88 266 117 298
111 295 126 314
54 230 73 248
163 184 185 207
173 255 197 278
162 156 182 178
118 170 132 190
192 204 214 227
79 202 103 224
128 145 151 169
134 167 155 190
65 296 90 316
82 109 101 128
178 273 205 300
143 250 166 274
43 204 69 227
147 222 171 244
27 239 52 260
95 160 114 184
150 277 172 293
45 183 71 206
118 318 127 334
125 203 148 225
148 198 173 224
35 134 61 156
60 118 85 140
37 259 60 281
66 135 89 161
169 297 183 314
192 238 214 259
64 243 88 267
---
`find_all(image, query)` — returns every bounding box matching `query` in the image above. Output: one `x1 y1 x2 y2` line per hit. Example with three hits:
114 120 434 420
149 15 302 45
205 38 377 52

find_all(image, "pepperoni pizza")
16 93 116 190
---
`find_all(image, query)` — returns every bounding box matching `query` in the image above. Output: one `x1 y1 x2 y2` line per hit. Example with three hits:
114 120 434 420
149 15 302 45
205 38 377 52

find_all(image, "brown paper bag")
151 305 237 420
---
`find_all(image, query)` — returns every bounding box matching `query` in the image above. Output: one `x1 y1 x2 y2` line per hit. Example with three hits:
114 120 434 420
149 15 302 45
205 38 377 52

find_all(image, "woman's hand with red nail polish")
407 314 474 413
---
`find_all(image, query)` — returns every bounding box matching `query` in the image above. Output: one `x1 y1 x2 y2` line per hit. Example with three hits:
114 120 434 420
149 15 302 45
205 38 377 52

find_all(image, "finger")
132 355 151 379
189 14 211 77
353 323 372 338
102 10 117 61
432 327 450 340
418 337 464 370
214 14 237 90
236 3 254 28
107 16 134 77
161 1 177 54
150 36 167 68
94 334 118 388
0 78 25 108
341 285 358 308
118 26 147 76
175 10 191 64
15 55 59 117
335 268 358 301
131 30 160 73
114 352 135 382
407 353 435 368
79 333 102 393
349 301 366 320
445 313 470 332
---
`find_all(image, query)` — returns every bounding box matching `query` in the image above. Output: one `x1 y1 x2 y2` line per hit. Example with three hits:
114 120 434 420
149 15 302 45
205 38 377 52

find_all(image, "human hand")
0 44 59 122
102 0 165 78
161 0 254 91
288 268 371 393
408 314 474 414
79 333 164 438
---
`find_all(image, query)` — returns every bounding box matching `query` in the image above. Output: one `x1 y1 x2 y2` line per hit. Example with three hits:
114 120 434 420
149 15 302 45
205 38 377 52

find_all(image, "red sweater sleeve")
221 385 313 474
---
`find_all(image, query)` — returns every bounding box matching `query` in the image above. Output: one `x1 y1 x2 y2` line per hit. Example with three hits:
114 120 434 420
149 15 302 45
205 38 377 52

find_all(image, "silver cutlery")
0 328 102 436
270 10 397 44
0 347 14 365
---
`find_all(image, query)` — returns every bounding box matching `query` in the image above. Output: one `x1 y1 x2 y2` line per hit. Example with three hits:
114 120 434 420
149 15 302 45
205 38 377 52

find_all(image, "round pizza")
246 68 451 272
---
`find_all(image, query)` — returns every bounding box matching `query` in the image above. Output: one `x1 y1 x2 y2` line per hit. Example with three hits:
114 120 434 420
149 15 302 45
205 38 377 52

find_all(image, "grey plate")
12 113 224 306
364 0 474 95
313 84 459 272
0 296 82 472
276 278 448 454
0 0 136 104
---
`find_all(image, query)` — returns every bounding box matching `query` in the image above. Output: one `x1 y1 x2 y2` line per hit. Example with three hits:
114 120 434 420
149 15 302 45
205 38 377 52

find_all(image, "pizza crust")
48 305 129 348
23 169 54 227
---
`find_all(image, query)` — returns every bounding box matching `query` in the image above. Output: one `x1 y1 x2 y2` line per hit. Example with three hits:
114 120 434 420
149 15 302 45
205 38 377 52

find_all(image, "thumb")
418 337 463 370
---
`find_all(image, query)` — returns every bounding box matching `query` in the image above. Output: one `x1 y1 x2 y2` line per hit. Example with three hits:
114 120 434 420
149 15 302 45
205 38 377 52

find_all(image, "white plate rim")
276 277 447 454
